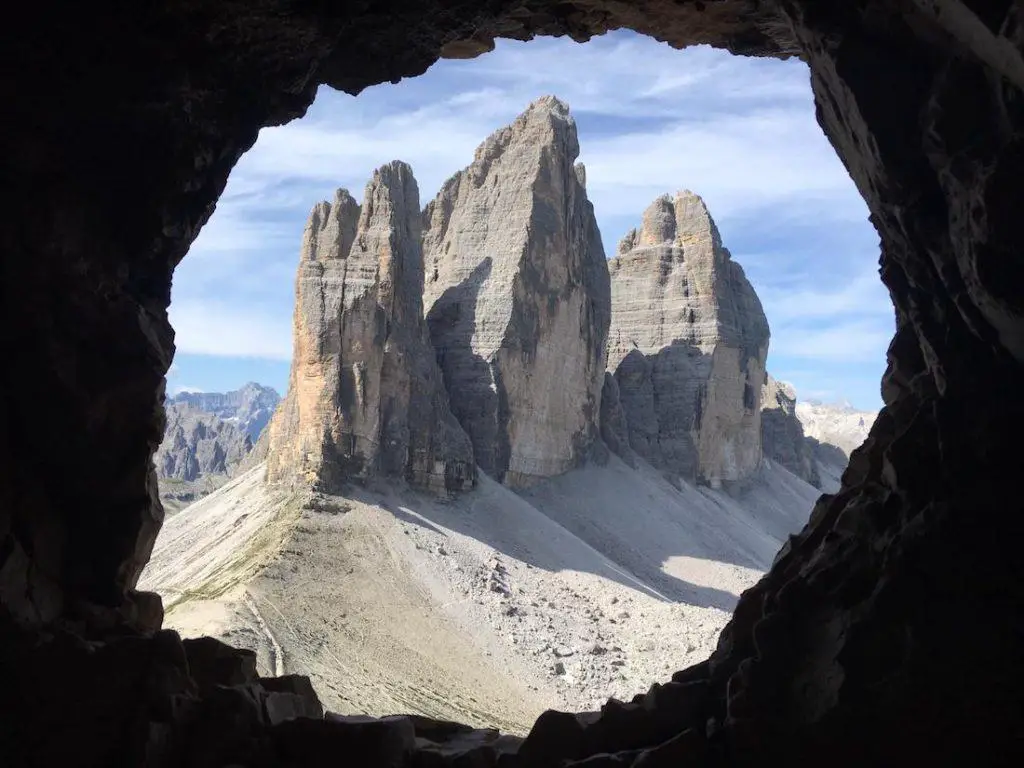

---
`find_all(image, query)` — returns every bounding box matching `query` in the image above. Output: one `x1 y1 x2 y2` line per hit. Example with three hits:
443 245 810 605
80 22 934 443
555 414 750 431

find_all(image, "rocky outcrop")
155 387 279 514
422 96 611 488
606 191 769 488
760 375 819 487
155 403 253 482
265 163 475 495
169 383 280 441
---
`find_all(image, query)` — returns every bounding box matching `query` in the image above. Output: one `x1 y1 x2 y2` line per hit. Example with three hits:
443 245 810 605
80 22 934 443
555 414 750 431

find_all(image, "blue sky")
169 32 892 411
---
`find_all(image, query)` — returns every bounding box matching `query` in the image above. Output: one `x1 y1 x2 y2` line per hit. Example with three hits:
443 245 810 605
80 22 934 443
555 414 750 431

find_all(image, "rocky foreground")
142 454 819 733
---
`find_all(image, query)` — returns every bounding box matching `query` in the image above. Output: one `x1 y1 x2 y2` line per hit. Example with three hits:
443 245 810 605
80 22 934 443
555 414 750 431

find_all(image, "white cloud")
774 320 893 363
201 36 861 243
581 110 865 222
759 269 892 324
169 300 292 360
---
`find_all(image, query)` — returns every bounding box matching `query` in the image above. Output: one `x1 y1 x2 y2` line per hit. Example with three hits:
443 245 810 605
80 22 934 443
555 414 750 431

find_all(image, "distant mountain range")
155 383 280 512
168 382 280 440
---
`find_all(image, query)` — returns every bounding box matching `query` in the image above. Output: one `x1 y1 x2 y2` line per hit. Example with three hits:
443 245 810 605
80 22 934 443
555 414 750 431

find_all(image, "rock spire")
605 190 769 487
422 96 611 488
265 162 475 495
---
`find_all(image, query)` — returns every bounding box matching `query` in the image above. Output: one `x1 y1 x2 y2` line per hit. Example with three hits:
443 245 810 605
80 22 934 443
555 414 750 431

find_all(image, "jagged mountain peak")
421 97 609 488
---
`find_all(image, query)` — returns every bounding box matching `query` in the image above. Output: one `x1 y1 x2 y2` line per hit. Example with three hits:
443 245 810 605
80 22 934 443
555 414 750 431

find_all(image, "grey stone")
169 383 281 441
265 163 475 496
423 96 611 488
607 191 769 487
154 402 253 482
599 372 635 467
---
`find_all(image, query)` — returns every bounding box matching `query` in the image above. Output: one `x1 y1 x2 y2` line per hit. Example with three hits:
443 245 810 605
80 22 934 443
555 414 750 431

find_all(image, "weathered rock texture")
169 382 281 441
759 375 819 487
422 96 611 488
155 402 252 481
265 163 475 496
4 2 1024 767
606 191 769 487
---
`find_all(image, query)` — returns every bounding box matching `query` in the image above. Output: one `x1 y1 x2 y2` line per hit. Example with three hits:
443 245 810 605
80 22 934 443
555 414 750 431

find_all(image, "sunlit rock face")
607 191 769 487
422 96 611 488
265 163 475 495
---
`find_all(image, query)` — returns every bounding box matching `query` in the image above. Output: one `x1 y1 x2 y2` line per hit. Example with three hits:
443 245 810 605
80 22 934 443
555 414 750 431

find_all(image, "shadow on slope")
427 257 514 481
372 451 821 613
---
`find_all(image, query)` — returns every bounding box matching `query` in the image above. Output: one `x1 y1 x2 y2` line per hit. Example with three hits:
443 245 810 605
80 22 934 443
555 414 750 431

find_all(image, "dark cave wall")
704 2 1024 761
1 0 1023 765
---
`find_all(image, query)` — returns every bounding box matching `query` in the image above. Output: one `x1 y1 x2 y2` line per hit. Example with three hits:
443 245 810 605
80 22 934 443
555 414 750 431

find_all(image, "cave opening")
147 31 887 730
3 2 1023 767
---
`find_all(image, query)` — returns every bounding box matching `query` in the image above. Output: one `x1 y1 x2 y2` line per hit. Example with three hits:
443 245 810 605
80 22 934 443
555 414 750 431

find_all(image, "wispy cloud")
170 32 888 409
776 320 893 363
169 300 292 360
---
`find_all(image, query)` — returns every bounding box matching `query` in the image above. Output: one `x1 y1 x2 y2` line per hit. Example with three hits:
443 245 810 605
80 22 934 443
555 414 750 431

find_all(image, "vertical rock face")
760 374 820 487
265 162 475 495
422 96 611 488
598 372 634 467
606 191 769 487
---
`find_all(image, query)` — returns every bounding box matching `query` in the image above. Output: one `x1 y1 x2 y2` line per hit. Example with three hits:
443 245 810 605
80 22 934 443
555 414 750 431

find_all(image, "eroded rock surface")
266 163 475 495
598 373 635 468
423 96 611 488
759 375 819 487
154 402 257 513
607 192 769 487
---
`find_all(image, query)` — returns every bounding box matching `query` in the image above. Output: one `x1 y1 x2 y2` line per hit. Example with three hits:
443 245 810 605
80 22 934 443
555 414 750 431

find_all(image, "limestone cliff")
422 96 611 488
606 191 769 487
265 163 475 495
760 374 819 487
